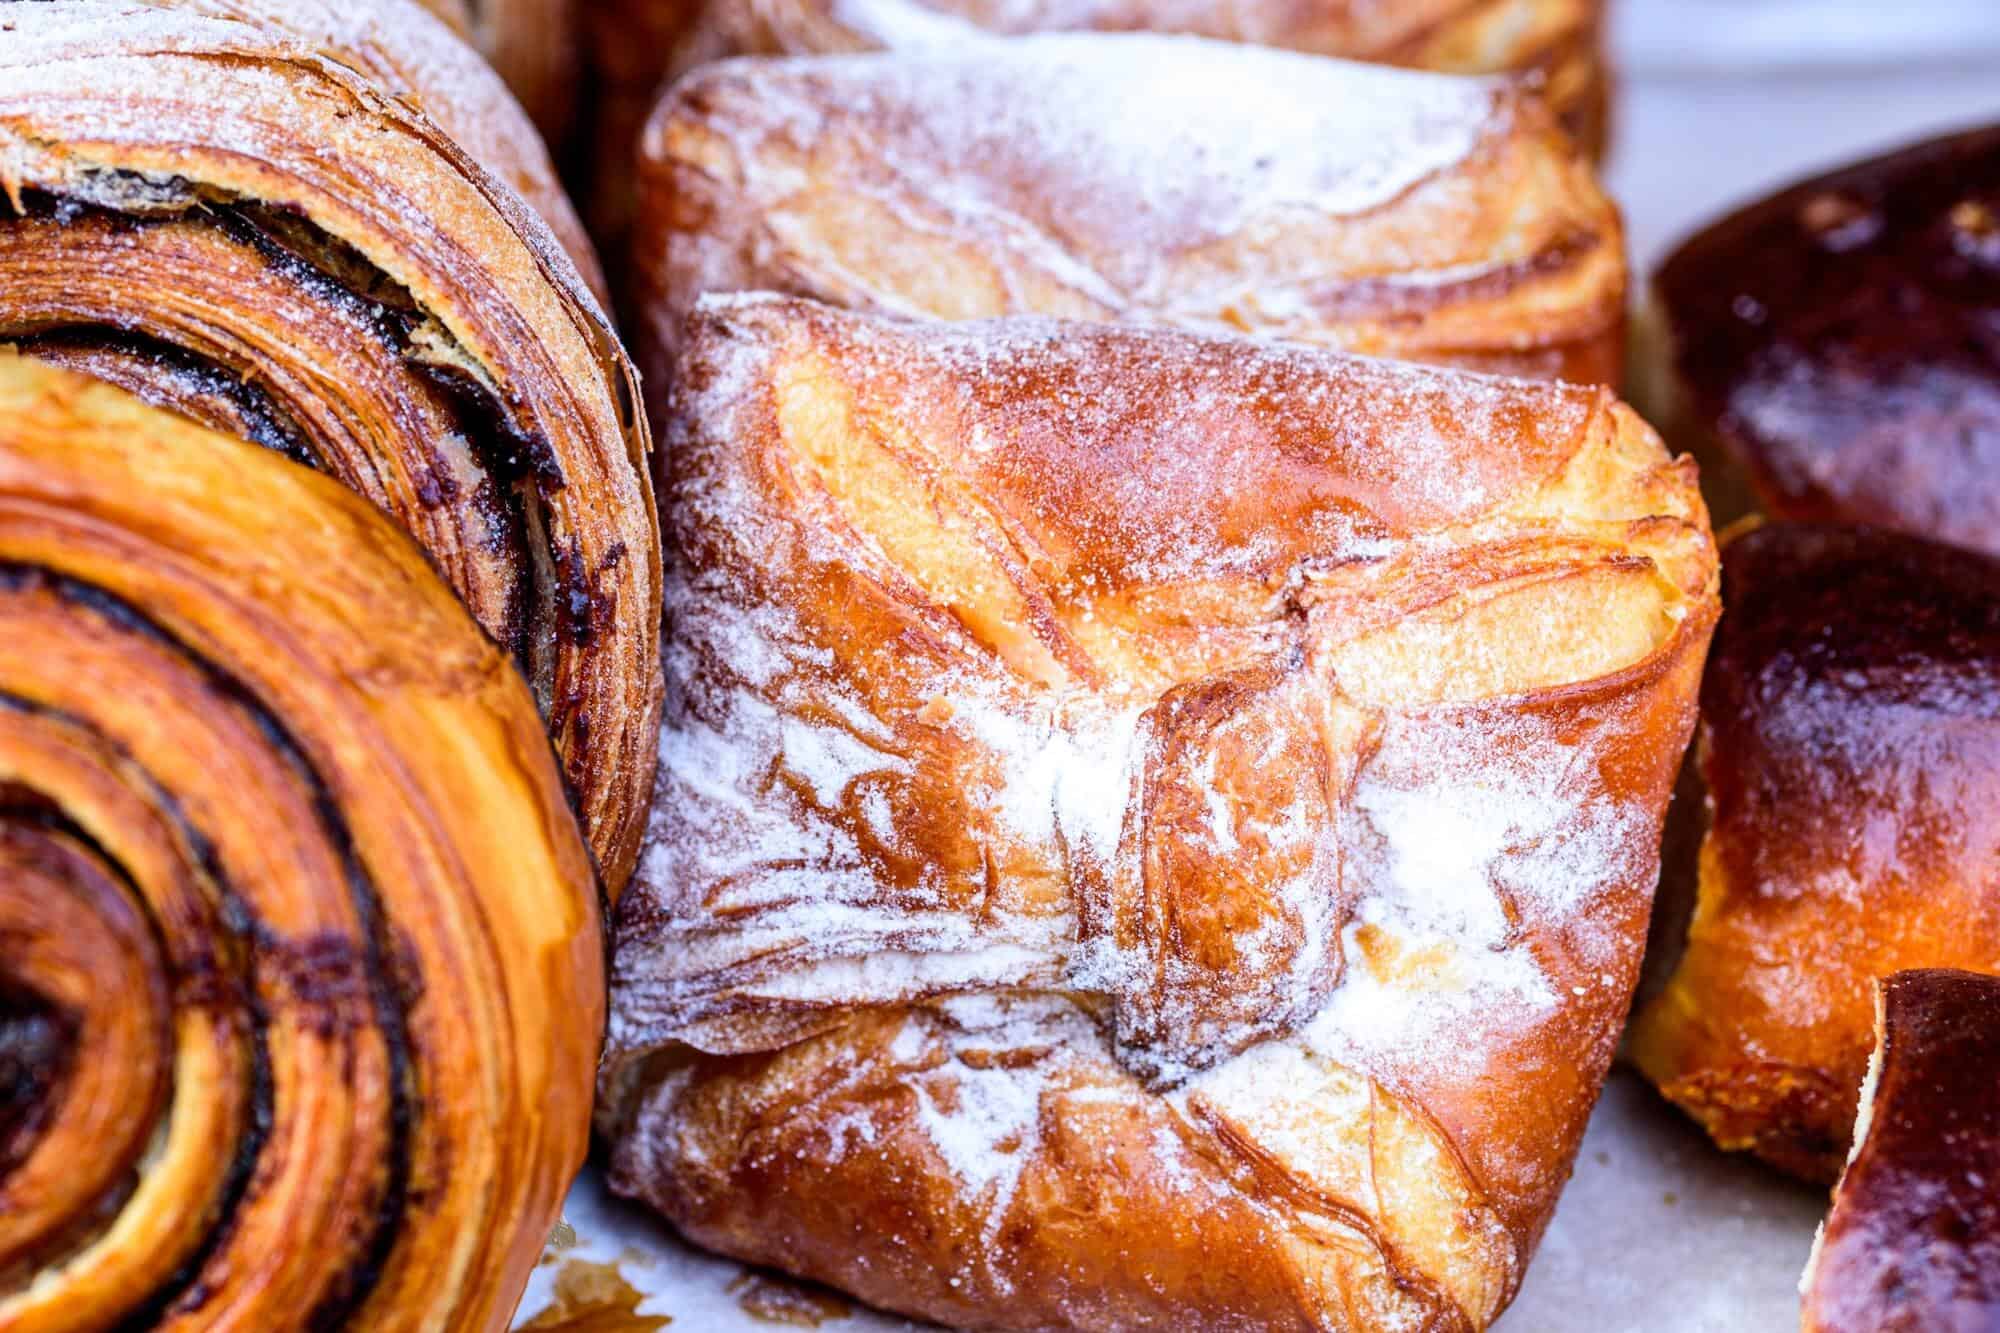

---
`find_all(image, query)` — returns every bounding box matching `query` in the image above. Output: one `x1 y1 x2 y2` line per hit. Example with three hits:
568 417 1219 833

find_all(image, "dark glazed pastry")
635 38 1626 392
0 0 662 891
1802 969 2000 1333
1641 126 2000 551
1630 524 2000 1182
0 353 602 1331
601 295 1717 1331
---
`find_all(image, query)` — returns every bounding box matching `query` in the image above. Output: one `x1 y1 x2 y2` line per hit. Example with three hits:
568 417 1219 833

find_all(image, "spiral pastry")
0 0 661 890
0 351 603 1331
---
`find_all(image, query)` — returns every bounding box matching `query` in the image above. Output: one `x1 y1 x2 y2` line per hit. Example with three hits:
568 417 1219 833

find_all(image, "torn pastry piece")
0 352 601 1331
1801 969 2000 1333
1630 523 2000 1182
0 0 661 890
585 0 1609 253
417 0 582 145
636 37 1625 392
1636 125 2000 549
602 295 1718 1331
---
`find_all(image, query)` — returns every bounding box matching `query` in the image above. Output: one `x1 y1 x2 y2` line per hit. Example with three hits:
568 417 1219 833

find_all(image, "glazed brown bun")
0 0 661 891
1636 125 2000 550
636 38 1625 390
602 295 1718 1331
585 0 1608 250
1802 969 2000 1333
1630 523 2000 1182
0 352 601 1332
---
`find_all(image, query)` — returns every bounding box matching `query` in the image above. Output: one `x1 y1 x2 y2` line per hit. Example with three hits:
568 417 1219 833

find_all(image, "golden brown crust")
1802 969 2000 1333
633 38 1625 394
1630 524 2000 1183
584 0 1608 256
0 0 661 891
604 296 1718 1331
0 352 602 1331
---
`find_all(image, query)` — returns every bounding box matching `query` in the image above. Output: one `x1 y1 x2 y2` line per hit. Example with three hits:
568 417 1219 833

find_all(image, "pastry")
0 0 662 890
0 352 601 1331
584 0 1609 254
417 0 581 146
1636 125 2000 551
1801 969 2000 1333
635 37 1625 391
601 295 1718 1331
1630 523 2000 1182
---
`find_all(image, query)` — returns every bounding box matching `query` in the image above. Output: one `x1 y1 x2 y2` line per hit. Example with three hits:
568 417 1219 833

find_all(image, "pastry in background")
1634 125 2000 551
0 352 601 1332
1801 969 2000 1333
0 0 662 890
418 0 582 146
1630 523 2000 1182
601 294 1717 1331
635 37 1625 393
585 0 1609 253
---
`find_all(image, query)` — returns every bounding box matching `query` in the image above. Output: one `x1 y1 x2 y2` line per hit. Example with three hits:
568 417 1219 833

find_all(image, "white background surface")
518 5 1999 1328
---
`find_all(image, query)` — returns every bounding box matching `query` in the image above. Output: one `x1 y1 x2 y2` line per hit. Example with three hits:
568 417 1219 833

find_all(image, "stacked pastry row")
605 24 1715 1333
0 3 1684 1333
0 2 652 1329
1630 125 2000 1328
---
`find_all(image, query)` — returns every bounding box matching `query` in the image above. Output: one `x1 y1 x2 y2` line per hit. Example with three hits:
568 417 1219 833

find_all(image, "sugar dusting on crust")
674 34 1502 305
612 299 1695 1302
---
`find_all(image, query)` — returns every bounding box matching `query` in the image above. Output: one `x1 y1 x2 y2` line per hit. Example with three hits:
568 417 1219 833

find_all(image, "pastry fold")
604 296 1718 1332
585 0 1608 248
0 353 601 1332
636 37 1625 390
1630 524 2000 1182
0 0 661 889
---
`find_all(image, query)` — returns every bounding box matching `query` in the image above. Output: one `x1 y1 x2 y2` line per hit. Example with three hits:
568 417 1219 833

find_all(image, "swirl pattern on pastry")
636 37 1625 389
0 352 602 1332
1630 523 2000 1182
0 0 661 889
603 296 1718 1331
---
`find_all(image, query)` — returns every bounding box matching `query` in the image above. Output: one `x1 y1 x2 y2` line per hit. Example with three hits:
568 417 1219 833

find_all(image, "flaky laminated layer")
606 296 1718 1331
639 37 1624 386
0 0 661 889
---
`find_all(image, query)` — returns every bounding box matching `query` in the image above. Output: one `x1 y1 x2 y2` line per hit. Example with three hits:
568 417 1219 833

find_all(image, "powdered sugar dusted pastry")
417 0 581 145
0 0 661 891
601 296 1718 1331
1630 524 2000 1183
584 0 1608 250
1802 969 2000 1333
1637 126 2000 551
636 37 1625 390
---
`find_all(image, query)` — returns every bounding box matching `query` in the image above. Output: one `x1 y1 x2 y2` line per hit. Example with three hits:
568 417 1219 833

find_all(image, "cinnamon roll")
601 295 1718 1331
0 351 601 1331
636 38 1625 390
585 0 1609 252
1801 969 2000 1333
1630 523 2000 1182
0 0 661 890
1635 125 2000 551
